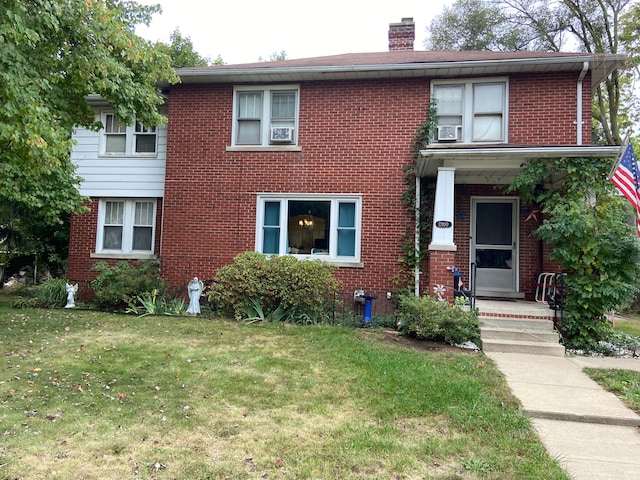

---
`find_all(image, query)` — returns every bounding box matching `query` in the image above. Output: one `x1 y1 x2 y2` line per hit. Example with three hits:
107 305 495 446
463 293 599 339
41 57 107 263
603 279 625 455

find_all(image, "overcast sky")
135 0 455 64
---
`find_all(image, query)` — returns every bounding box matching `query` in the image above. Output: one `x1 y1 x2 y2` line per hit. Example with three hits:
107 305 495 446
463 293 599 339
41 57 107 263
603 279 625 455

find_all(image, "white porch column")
429 167 456 249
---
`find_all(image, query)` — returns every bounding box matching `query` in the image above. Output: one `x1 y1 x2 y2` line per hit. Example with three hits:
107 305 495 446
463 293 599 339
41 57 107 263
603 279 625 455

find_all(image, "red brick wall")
161 79 429 306
509 72 592 144
67 198 164 298
67 70 592 303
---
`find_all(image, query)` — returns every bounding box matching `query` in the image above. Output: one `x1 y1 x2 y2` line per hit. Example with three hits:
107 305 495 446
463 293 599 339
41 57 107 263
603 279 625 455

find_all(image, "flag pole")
608 134 631 180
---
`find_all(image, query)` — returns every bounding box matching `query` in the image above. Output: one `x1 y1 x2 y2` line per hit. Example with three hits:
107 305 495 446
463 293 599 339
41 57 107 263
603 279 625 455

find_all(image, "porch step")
480 326 560 343
478 309 564 356
479 316 556 331
481 338 566 356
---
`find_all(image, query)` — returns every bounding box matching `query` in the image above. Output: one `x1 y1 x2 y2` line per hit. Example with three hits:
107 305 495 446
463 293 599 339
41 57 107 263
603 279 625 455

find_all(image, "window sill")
226 146 303 152
98 153 158 159
330 261 364 268
91 253 157 260
427 140 507 148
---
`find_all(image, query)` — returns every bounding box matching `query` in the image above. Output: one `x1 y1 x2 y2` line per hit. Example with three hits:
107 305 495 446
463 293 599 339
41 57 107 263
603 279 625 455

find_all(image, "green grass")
584 368 640 414
614 311 640 337
0 295 569 479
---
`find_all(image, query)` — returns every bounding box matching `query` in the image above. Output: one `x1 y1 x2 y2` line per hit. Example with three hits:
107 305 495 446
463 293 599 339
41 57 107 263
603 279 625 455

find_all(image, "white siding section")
70 122 167 198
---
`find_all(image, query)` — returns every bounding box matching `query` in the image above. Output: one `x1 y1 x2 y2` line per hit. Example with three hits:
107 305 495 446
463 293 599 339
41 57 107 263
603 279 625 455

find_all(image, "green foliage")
158 28 219 68
207 252 341 322
426 0 528 51
509 156 640 349
396 101 439 290
258 50 288 62
396 294 480 345
90 260 166 311
0 0 178 224
126 289 187 317
0 200 71 279
15 277 68 308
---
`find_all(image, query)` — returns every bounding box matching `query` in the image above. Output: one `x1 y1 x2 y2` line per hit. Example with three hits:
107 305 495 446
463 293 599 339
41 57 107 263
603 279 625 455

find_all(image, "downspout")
414 175 421 296
577 61 589 145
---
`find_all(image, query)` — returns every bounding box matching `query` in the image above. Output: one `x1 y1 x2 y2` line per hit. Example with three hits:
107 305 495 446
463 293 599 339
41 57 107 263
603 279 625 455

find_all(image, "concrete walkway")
486 352 640 479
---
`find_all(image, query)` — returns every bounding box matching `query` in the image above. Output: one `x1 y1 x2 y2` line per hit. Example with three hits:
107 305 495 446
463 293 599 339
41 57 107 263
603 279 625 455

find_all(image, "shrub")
207 252 341 322
125 290 187 317
396 294 480 345
12 277 68 308
90 260 166 311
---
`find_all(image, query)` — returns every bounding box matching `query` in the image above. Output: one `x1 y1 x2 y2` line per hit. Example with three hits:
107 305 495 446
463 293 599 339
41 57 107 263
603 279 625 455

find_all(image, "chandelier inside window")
298 211 314 230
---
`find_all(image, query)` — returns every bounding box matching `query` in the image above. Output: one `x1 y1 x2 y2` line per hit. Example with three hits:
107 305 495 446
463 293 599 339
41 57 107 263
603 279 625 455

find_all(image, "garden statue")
65 283 78 308
186 277 204 315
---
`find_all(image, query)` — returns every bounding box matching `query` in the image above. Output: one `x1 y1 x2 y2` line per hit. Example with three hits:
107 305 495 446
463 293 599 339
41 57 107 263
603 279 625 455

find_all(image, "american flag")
611 143 640 236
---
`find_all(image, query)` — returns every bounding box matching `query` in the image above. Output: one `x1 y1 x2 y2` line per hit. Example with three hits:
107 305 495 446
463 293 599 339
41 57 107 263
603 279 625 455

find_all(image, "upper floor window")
233 86 299 146
432 79 507 144
96 198 156 254
256 195 361 263
101 112 157 155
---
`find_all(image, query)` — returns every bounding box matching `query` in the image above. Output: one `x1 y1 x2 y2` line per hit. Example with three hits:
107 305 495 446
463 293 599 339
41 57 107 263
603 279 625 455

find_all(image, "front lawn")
0 296 568 479
584 368 640 414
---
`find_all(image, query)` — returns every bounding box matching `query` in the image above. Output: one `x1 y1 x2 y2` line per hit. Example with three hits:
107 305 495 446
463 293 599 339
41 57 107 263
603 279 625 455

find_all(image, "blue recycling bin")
362 295 376 325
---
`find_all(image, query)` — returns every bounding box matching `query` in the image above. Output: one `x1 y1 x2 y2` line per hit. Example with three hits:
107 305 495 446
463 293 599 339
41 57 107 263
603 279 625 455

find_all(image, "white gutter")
420 145 621 160
577 61 589 145
415 175 421 296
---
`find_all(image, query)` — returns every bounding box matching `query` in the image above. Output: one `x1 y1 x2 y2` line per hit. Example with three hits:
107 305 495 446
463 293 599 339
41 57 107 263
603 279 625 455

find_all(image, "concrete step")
479 316 556 331
481 338 565 356
480 326 559 343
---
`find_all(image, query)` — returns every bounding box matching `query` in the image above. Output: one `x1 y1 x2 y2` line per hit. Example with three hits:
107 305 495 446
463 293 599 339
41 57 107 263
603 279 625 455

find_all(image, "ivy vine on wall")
394 100 438 293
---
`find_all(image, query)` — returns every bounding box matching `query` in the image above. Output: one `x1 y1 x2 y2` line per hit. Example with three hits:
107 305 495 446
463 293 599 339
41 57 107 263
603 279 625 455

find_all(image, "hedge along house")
67 18 624 307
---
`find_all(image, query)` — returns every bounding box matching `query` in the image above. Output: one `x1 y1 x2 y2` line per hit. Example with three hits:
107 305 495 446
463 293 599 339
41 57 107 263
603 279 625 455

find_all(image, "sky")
135 0 455 65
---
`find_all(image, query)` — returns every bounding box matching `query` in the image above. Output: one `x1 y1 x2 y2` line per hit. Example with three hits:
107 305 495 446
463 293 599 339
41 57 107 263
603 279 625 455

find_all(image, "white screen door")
471 198 518 294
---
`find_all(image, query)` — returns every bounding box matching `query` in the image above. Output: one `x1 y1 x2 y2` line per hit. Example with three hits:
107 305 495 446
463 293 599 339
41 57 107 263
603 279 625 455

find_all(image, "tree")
0 0 178 226
508 157 640 349
258 50 288 62
160 28 223 68
426 0 528 51
425 0 637 145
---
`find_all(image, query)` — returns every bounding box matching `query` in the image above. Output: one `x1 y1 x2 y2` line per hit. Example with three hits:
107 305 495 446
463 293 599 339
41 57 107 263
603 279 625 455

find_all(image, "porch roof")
417 144 622 184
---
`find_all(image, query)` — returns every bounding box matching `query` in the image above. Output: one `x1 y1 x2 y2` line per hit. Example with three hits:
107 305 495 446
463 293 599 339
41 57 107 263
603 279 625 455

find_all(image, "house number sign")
435 220 452 228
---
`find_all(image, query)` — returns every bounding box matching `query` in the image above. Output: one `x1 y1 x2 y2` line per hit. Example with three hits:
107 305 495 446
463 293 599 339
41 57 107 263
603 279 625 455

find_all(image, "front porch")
417 144 621 302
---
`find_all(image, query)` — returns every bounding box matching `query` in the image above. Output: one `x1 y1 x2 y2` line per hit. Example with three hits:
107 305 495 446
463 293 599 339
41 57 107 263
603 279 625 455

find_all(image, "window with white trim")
432 79 507 143
233 86 299 146
101 112 157 155
97 199 156 254
256 196 361 262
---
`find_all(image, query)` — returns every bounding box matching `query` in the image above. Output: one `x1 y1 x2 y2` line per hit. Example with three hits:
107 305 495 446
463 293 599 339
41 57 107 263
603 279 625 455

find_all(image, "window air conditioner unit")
270 127 294 143
437 125 461 141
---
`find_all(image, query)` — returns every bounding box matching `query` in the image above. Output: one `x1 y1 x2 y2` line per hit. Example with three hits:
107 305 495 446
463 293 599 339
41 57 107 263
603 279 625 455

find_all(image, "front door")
471 198 518 294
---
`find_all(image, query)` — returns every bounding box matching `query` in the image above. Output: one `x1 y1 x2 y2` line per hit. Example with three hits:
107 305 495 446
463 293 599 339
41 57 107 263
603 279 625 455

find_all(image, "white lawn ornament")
186 277 204 315
65 283 78 308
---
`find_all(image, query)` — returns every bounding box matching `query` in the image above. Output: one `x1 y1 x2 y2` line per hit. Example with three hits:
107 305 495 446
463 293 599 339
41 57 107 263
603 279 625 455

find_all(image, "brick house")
68 18 623 307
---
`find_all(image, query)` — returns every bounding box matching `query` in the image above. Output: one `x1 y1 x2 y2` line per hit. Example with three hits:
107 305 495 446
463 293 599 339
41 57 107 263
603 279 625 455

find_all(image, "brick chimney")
388 17 415 51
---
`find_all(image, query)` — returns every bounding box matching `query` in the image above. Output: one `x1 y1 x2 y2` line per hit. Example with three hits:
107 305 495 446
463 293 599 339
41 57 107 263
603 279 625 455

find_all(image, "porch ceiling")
417 145 622 184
